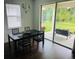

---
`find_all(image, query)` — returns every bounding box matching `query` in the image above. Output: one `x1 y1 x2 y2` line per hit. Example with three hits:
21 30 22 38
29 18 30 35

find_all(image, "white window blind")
6 4 21 29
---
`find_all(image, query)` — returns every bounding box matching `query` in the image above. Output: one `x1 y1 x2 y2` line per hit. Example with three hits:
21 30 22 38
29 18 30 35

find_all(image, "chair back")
24 26 30 32
12 28 19 35
39 31 44 39
18 33 31 46
34 31 44 41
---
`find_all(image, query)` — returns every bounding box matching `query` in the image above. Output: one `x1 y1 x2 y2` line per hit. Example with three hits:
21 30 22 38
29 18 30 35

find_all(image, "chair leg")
23 47 25 55
32 39 34 46
29 44 31 53
42 41 44 48
37 42 39 49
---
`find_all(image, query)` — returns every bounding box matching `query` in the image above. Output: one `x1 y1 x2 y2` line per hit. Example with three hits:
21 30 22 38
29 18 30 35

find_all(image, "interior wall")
33 0 71 30
4 3 8 43
4 0 33 43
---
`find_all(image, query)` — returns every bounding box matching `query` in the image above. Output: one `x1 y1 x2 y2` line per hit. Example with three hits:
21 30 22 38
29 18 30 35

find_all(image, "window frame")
6 4 22 29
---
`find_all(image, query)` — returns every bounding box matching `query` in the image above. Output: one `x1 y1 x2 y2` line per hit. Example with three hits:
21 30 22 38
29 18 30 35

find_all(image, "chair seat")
18 43 31 51
34 37 42 42
18 42 31 47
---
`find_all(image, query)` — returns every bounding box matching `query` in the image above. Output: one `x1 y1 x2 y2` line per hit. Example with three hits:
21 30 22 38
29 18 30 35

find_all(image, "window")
6 4 21 29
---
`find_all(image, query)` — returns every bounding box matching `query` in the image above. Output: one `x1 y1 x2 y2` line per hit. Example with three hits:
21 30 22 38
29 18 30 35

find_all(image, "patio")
45 32 75 49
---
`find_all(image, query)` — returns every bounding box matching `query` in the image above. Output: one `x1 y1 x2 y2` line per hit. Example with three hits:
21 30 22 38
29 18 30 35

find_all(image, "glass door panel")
41 4 55 40
54 1 75 49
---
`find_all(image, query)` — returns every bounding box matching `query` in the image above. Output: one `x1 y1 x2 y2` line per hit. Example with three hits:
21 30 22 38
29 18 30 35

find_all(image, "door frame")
39 3 56 41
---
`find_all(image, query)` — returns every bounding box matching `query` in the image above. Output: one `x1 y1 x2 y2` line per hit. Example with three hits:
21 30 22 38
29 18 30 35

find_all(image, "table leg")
13 41 17 56
8 35 13 58
42 32 44 48
8 35 11 49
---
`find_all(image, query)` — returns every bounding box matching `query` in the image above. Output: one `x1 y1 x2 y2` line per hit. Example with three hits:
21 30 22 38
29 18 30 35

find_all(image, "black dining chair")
24 26 30 32
33 31 44 48
17 33 31 54
12 28 19 35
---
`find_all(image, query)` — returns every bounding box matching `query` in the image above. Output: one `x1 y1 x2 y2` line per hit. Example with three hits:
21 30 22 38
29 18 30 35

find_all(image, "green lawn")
44 20 52 32
42 6 75 33
56 22 75 33
44 20 75 33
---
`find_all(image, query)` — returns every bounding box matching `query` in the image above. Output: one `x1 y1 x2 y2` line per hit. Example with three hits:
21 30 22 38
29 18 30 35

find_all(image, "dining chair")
12 28 19 35
24 26 30 32
17 33 31 54
33 31 44 49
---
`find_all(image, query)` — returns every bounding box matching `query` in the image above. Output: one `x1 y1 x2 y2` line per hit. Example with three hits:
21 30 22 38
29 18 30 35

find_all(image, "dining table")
8 29 44 55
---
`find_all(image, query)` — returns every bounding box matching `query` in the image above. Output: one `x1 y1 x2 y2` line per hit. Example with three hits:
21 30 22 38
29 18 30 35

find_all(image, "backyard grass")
56 22 75 33
44 20 75 33
42 5 75 33
44 20 52 32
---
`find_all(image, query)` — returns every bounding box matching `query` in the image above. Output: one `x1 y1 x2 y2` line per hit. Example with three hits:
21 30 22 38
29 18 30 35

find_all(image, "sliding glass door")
41 4 55 41
40 1 75 49
54 1 75 49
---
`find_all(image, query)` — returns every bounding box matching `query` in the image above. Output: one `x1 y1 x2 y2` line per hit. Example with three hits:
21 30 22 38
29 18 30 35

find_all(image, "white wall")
33 0 71 30
4 0 33 43
4 3 8 43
